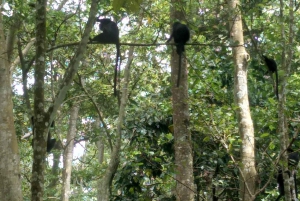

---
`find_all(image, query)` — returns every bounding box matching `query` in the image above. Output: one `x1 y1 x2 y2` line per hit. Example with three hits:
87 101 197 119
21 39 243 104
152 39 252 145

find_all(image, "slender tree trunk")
61 105 80 201
227 0 257 200
97 46 134 201
286 1 296 199
169 1 195 200
48 151 61 188
93 118 105 163
95 118 105 201
0 12 23 201
279 0 295 200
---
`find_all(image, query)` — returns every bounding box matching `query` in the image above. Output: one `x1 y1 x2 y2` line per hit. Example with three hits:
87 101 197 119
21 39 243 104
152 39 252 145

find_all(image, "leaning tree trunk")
169 1 195 200
95 118 105 164
227 0 257 200
97 45 134 201
61 105 80 201
0 11 23 201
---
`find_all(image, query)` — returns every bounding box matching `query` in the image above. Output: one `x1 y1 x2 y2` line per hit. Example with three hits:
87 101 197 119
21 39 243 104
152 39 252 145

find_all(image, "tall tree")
30 0 100 199
61 105 80 201
0 10 23 201
227 0 257 200
95 118 105 200
97 45 135 201
278 0 296 200
169 1 195 200
31 0 48 198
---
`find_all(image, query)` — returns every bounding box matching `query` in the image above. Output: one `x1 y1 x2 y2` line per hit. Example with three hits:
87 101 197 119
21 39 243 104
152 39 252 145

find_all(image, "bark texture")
227 0 257 200
61 105 79 201
31 0 48 199
96 118 105 200
278 0 295 200
30 0 100 199
169 1 195 200
0 12 23 201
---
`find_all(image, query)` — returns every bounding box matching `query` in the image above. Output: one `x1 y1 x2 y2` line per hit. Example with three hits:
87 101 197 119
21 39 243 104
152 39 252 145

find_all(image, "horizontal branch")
47 41 243 52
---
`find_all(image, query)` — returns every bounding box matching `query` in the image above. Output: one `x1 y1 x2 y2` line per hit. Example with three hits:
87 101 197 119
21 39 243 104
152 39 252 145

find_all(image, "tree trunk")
227 0 257 200
61 105 80 201
31 0 48 199
48 151 61 188
169 1 195 200
95 118 105 201
279 0 295 200
0 12 23 201
97 46 134 201
30 0 100 198
93 118 105 163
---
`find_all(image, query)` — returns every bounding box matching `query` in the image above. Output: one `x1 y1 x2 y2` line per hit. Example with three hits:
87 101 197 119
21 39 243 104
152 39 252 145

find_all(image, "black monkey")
31 117 56 153
276 149 299 201
90 18 120 96
288 149 299 200
47 121 56 152
262 55 279 100
167 22 190 87
276 168 289 201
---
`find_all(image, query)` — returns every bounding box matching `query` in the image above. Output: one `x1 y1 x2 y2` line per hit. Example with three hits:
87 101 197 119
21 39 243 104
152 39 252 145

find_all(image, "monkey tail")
177 53 182 87
117 44 122 92
176 43 184 55
114 43 120 96
294 173 298 199
275 195 282 201
176 43 184 87
275 69 279 100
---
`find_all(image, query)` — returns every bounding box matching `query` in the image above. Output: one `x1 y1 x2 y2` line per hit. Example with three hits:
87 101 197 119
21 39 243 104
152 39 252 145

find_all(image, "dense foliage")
3 0 300 199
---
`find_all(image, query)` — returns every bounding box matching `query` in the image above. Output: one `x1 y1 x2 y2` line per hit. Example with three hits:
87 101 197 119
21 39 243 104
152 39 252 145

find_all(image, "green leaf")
260 133 270 138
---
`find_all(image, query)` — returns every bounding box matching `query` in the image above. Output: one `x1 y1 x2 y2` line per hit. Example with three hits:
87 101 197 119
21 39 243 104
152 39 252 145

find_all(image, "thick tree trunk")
227 1 257 200
169 1 195 200
61 105 80 201
31 0 48 200
171 50 195 201
0 12 23 201
30 0 100 199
